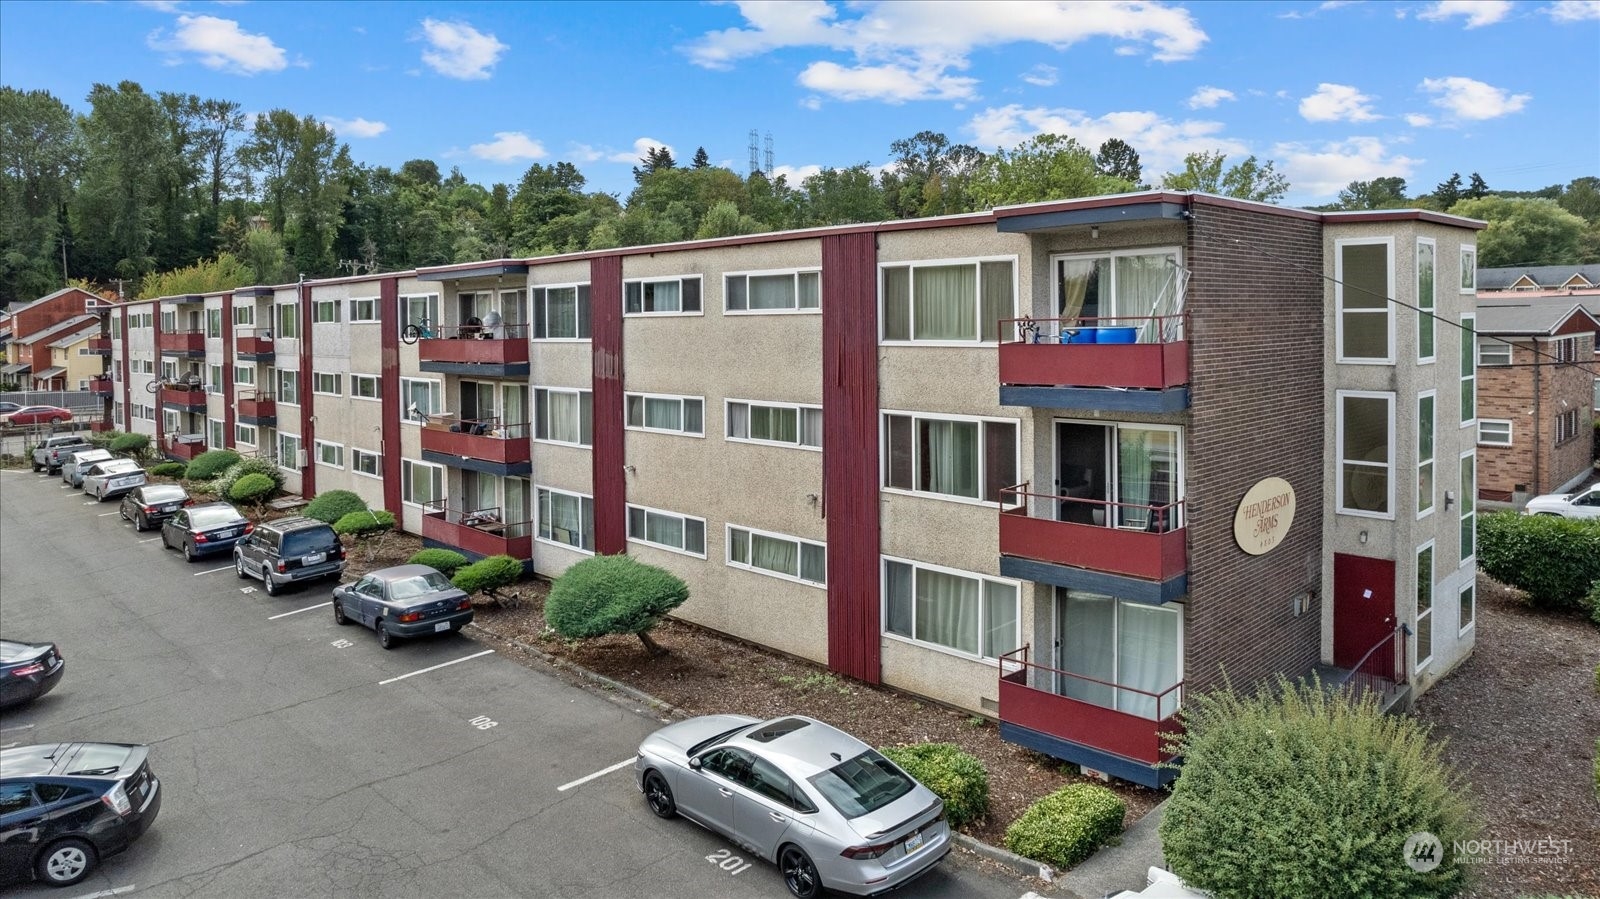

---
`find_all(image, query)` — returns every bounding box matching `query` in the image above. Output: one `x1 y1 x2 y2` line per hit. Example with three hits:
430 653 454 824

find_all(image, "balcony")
158 330 205 356
236 328 275 361
237 390 276 426
417 324 530 377
421 503 533 561
419 416 532 477
997 645 1181 788
998 484 1187 604
999 315 1189 413
163 435 207 462
159 384 207 411
87 336 112 354
88 376 114 397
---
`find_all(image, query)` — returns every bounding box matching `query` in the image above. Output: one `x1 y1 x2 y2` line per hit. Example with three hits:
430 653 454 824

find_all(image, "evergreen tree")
691 146 711 169
1465 172 1489 200
0 87 79 303
1433 172 1463 209
1094 138 1143 187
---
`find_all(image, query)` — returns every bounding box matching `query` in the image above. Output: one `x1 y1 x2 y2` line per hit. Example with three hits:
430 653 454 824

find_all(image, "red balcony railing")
163 435 207 462
418 324 530 366
236 390 276 421
1000 484 1186 582
158 330 205 355
87 336 112 354
999 645 1183 766
89 376 114 397
421 502 533 559
236 328 276 359
420 417 531 465
1000 315 1189 390
159 384 207 410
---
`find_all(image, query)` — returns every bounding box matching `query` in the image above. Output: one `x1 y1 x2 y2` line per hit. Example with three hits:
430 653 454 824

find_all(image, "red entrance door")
1332 553 1397 678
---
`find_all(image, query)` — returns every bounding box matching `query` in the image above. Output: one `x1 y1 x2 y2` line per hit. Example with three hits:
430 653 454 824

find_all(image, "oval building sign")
1234 477 1295 555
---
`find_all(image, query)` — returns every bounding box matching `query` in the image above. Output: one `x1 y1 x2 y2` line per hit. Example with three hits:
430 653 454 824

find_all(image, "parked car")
0 640 65 709
635 715 949 899
233 516 345 595
61 448 114 487
0 401 20 416
332 564 474 649
1 405 72 426
81 458 144 502
160 501 252 561
119 483 193 532
0 742 162 888
1109 867 1210 899
31 434 92 474
1523 483 1600 520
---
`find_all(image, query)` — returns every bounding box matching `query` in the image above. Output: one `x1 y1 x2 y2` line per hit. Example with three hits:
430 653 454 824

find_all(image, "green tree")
508 161 588 253
1556 176 1600 224
71 81 173 283
545 554 690 656
1464 172 1489 200
968 134 1134 208
1336 177 1411 210
1094 138 1143 186
137 252 255 298
795 165 887 226
1162 151 1289 203
0 87 79 303
631 145 676 184
882 130 985 218
691 146 711 169
1450 196 1588 267
1433 172 1464 210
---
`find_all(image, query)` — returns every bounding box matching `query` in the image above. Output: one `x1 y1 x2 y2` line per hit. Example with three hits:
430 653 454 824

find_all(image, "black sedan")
333 564 474 649
0 640 65 708
0 742 162 888
160 501 253 562
119 483 192 531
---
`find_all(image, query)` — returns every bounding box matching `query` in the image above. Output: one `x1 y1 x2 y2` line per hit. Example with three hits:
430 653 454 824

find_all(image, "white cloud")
1022 64 1058 87
800 96 823 111
418 19 507 80
136 0 182 11
770 164 824 183
1416 0 1513 27
324 117 388 138
965 104 1248 175
798 61 977 103
1420 75 1530 120
1298 83 1380 122
607 137 677 166
1405 112 1435 127
1546 0 1600 21
469 132 546 163
1272 136 1421 197
567 144 605 163
1188 86 1235 109
147 14 288 75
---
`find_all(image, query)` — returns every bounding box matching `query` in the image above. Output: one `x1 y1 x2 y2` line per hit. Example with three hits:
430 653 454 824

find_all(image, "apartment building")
104 191 1483 787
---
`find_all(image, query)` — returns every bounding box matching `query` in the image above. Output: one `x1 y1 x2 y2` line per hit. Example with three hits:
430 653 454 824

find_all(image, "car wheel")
183 541 196 562
643 770 676 818
235 556 249 579
31 460 42 472
376 621 395 649
36 837 97 887
51 415 66 424
333 599 349 626
263 572 280 595
779 845 822 899
137 512 150 532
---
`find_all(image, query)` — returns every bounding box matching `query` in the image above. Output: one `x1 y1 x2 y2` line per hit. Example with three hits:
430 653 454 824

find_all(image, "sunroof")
747 718 810 743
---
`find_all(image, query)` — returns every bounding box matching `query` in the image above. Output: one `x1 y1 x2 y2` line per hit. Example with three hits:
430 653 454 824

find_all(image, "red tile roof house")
0 287 105 386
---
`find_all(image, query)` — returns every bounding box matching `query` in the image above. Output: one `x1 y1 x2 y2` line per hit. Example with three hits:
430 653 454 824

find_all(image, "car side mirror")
688 756 703 771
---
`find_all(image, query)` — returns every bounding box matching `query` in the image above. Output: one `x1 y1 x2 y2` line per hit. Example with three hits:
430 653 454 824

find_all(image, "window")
402 459 444 506
1556 408 1581 445
207 418 225 449
882 258 1016 343
113 401 123 421
233 305 255 326
1460 314 1476 425
1459 451 1475 563
1056 590 1182 719
1415 543 1434 671
160 310 176 332
1338 391 1394 517
727 400 821 449
315 440 344 468
1460 245 1476 292
538 487 595 551
162 409 180 434
883 412 1018 504
627 505 707 557
1477 339 1511 366
1418 392 1435 517
350 297 378 322
351 374 379 400
277 433 302 470
534 388 593 445
313 372 341 396
532 284 591 339
1051 250 1182 340
401 377 442 422
161 360 178 382
1552 336 1577 364
1478 420 1512 446
626 393 704 436
625 276 701 315
883 557 1019 661
1416 239 1435 362
235 365 256 386
235 423 257 445
1336 238 1393 362
402 294 439 337
1459 582 1475 634
111 317 121 338
206 308 222 339
207 364 223 394
728 525 825 586
725 270 821 313
352 448 382 478
276 369 300 405
276 302 298 339
313 299 341 323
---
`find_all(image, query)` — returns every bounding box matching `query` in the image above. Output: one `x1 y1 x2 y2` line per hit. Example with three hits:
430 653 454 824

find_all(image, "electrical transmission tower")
749 130 761 176
764 132 773 175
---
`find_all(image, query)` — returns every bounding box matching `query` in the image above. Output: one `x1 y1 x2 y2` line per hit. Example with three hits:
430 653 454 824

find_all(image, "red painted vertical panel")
151 303 164 448
379 278 403 516
119 306 132 433
1332 553 1397 676
299 282 315 497
822 232 882 684
589 255 626 555
221 293 235 448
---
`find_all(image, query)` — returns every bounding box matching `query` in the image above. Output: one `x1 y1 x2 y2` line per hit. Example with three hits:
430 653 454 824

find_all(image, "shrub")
211 456 283 499
304 489 368 524
1477 511 1600 611
333 509 395 536
545 554 689 656
148 461 188 478
1160 678 1475 899
1003 783 1124 870
110 433 150 458
185 449 240 482
881 743 989 828
1588 580 1600 629
408 548 471 576
451 554 523 596
88 429 125 449
229 472 276 504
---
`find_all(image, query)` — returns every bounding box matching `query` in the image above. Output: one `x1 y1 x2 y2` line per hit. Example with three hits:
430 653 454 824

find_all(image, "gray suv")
233 517 345 595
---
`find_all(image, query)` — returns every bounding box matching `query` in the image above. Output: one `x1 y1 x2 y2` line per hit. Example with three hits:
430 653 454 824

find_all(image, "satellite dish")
482 310 502 329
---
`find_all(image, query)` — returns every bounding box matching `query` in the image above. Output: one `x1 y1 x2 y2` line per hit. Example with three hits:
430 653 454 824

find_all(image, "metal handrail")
445 416 532 439
1335 624 1411 691
1001 482 1185 531
236 389 275 403
425 323 530 340
1000 645 1184 721
421 500 533 533
1003 313 1189 346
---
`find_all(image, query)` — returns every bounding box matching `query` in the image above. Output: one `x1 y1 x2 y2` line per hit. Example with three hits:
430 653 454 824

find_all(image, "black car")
119 483 193 532
233 516 345 595
161 501 253 562
0 742 162 888
0 640 65 708
332 564 474 649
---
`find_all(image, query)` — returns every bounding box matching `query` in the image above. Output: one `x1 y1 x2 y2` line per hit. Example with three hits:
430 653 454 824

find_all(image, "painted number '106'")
705 848 752 875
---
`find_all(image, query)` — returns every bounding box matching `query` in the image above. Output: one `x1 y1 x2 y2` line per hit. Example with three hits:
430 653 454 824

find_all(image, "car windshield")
389 572 453 600
808 750 915 818
191 507 241 527
143 486 186 502
102 460 140 473
282 531 337 555
63 744 133 776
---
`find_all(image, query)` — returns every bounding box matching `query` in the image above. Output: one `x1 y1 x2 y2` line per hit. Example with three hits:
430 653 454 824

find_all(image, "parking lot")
0 467 1038 899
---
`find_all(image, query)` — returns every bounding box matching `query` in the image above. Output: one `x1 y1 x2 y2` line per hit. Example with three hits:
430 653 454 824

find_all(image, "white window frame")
1416 238 1436 364
726 524 826 587
624 275 703 317
234 364 256 387
276 368 300 406
1418 391 1436 520
207 417 225 449
161 408 181 435
879 255 1019 346
1336 390 1395 520
536 486 595 554
1552 335 1577 364
350 374 380 401
1556 408 1581 445
401 294 440 339
724 268 822 315
534 387 593 447
627 504 708 559
277 432 303 473
1460 313 1476 426
1459 449 1476 565
315 439 344 469
625 392 705 437
349 297 378 323
401 458 445 508
1477 419 1512 447
1335 236 1395 364
880 555 1022 662
1477 339 1511 367
401 377 443 424
881 409 1021 507
1415 540 1434 673
1458 582 1475 636
725 399 821 451
312 372 342 397
312 298 341 324
160 310 176 332
351 447 382 479
1459 244 1477 293
275 301 299 339
207 364 223 394
532 283 592 340
206 307 223 339
234 422 257 446
233 305 255 327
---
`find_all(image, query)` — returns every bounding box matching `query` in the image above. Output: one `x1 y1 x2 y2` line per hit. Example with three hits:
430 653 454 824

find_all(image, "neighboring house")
107 192 1484 787
1479 264 1600 413
40 325 106 392
11 314 99 389
1 288 103 383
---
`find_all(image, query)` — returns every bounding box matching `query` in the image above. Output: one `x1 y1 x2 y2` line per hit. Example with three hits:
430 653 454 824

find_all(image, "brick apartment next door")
1332 552 1397 679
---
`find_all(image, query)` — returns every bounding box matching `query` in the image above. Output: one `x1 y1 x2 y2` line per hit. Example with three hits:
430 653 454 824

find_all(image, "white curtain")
645 397 681 430
923 419 979 498
505 478 529 535
885 561 913 636
1114 253 1174 325
979 261 1013 342
647 511 685 550
913 265 976 340
799 408 823 448
916 568 979 655
1057 258 1098 323
548 288 577 338
502 386 528 438
797 272 821 309
728 402 749 439
983 581 1018 658
646 280 681 312
883 268 911 340
752 533 798 577
1117 604 1180 719
548 391 579 443
1061 593 1116 708
749 274 794 310
1117 431 1153 529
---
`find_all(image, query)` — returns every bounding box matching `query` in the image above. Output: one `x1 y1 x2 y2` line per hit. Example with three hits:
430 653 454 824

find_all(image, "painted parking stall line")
268 601 331 620
72 885 137 899
557 759 635 792
97 510 120 517
377 649 495 685
193 565 234 577
139 537 162 543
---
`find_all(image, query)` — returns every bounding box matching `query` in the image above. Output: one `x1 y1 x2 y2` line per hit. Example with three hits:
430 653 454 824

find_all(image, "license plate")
434 621 451 632
304 552 326 564
162 504 180 512
216 530 236 539
904 831 925 854
139 778 150 797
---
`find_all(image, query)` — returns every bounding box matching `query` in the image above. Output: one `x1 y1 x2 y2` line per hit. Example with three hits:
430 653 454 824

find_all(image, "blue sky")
2 0 1597 206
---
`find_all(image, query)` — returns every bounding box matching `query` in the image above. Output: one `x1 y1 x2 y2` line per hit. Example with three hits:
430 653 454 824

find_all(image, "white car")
1523 483 1600 520
81 458 146 502
1109 867 1210 898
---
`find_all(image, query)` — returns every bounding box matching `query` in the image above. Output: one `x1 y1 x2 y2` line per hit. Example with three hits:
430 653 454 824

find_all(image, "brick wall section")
1183 199 1325 694
1478 332 1597 496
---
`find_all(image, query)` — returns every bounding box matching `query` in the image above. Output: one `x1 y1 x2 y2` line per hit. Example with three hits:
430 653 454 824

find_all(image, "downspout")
1532 337 1542 494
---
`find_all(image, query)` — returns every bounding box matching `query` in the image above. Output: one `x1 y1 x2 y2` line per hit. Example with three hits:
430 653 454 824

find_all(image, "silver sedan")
635 714 949 898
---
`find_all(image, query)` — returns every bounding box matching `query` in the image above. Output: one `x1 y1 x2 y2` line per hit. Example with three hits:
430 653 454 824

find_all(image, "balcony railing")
999 315 1189 390
418 324 530 367
87 336 112 354
420 417 532 465
159 384 208 410
89 376 114 397
236 390 276 423
999 483 1186 582
998 644 1183 766
421 502 533 559
158 330 206 355
163 435 207 462
236 328 275 359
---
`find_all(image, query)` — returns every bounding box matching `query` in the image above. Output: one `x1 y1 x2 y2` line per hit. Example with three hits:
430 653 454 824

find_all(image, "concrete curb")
952 832 1057 883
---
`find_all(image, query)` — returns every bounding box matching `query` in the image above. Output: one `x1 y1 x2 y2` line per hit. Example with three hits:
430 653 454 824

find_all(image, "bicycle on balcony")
400 317 435 345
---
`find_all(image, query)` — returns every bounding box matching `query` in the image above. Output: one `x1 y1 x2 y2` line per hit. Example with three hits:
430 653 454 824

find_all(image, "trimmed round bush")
211 457 283 499
451 554 524 595
881 743 989 828
333 509 395 536
110 433 150 456
304 489 368 524
408 548 471 576
229 472 276 504
185 449 241 482
1004 783 1124 869
1159 678 1474 899
1477 511 1600 611
148 461 188 478
546 554 689 655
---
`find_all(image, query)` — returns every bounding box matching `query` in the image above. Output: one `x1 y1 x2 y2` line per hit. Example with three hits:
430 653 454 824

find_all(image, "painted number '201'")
705 848 752 875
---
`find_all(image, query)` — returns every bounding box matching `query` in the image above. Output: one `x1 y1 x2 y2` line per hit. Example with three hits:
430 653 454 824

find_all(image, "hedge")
451 554 523 595
148 461 188 478
1477 511 1600 611
333 509 395 536
185 449 241 482
881 743 989 828
304 490 368 524
211 457 283 499
408 548 471 576
1003 783 1124 870
229 472 276 504
545 554 689 655
110 433 150 456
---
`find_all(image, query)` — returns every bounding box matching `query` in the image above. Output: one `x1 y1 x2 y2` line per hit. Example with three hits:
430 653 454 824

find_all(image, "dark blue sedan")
160 501 253 562
0 640 64 708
